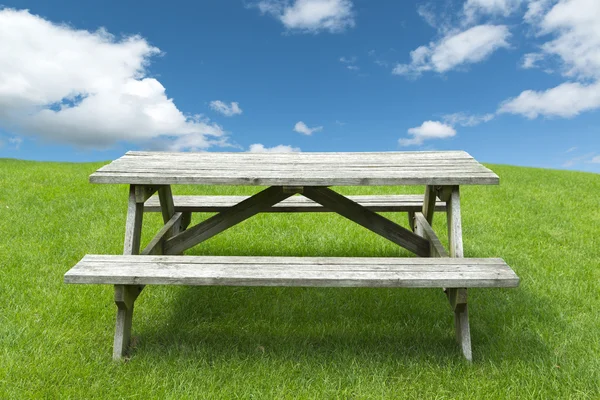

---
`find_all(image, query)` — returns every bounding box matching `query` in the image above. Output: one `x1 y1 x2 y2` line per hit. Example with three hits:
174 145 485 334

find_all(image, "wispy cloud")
209 100 243 117
294 121 323 135
255 0 355 33
399 120 456 146
393 25 511 77
339 56 359 71
498 81 600 119
248 143 300 152
521 52 544 69
463 0 524 24
443 112 495 127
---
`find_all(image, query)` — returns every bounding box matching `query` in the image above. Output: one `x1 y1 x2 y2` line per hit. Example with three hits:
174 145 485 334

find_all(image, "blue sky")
0 0 598 172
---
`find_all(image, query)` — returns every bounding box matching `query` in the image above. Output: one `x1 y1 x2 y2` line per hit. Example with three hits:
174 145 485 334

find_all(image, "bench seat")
144 194 447 213
65 255 519 288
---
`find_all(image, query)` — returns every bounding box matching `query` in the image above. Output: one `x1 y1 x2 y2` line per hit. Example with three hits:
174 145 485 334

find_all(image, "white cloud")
498 80 600 118
256 0 354 33
524 0 553 23
248 143 301 152
463 0 524 23
393 25 511 76
498 0 600 120
521 52 544 69
0 9 226 150
8 136 23 149
294 121 323 135
209 100 243 116
339 56 359 70
537 0 600 80
399 121 456 146
339 56 356 64
443 112 495 126
591 155 600 163
417 4 437 28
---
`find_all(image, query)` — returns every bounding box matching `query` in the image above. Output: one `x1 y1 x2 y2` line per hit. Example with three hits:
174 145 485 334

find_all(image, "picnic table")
65 150 519 361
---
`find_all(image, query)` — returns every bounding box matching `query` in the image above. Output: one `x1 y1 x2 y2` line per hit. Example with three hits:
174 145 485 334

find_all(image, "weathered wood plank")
90 174 499 186
302 187 431 257
144 195 447 213
163 186 295 255
73 254 507 265
89 151 499 186
65 255 520 288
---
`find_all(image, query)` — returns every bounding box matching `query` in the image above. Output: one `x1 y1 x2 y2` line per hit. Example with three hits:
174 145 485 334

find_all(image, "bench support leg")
445 185 472 361
447 288 472 361
113 285 143 361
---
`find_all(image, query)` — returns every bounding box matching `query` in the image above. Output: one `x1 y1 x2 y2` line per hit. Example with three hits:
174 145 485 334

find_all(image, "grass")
0 158 598 399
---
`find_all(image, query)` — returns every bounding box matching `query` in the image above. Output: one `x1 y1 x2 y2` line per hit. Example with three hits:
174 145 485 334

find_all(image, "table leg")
114 184 146 360
445 185 472 362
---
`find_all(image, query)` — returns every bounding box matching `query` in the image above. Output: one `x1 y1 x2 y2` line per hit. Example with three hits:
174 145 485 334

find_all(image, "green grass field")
0 159 598 399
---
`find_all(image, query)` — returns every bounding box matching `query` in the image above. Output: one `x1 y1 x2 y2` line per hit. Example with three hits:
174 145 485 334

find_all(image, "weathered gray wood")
408 211 415 231
116 185 147 360
113 284 143 361
444 185 471 361
144 195 447 213
446 186 464 258
157 185 180 241
65 255 520 288
180 212 192 231
72 254 506 265
302 187 431 257
414 212 449 258
141 212 183 256
158 186 175 223
163 186 295 255
422 185 437 225
134 185 162 203
436 186 453 203
447 288 471 361
89 151 500 186
123 185 144 256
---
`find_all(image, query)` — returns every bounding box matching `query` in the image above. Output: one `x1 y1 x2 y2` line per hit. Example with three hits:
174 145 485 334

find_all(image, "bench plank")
144 194 447 213
65 255 519 288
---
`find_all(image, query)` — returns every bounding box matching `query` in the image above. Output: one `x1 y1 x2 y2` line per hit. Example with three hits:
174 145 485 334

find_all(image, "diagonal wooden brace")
302 186 431 257
163 186 295 255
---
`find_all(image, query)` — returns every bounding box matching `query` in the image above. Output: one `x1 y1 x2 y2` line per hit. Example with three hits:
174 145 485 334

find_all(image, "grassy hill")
0 159 598 398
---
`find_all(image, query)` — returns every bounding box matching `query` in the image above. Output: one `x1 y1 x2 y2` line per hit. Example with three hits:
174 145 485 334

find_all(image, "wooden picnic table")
65 150 518 361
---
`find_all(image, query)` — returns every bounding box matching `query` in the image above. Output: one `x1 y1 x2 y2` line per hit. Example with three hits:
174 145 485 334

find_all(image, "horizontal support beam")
144 195 447 214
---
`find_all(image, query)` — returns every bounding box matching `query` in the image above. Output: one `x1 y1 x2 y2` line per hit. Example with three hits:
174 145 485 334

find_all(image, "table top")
90 150 499 186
